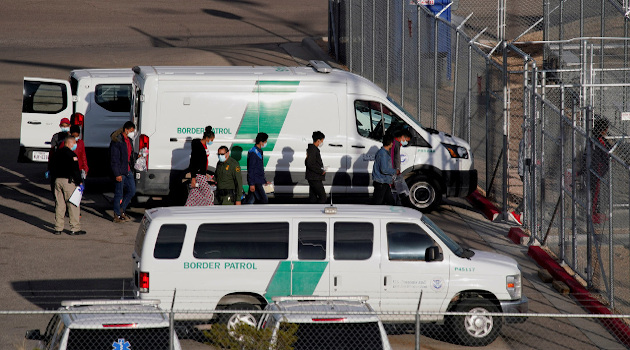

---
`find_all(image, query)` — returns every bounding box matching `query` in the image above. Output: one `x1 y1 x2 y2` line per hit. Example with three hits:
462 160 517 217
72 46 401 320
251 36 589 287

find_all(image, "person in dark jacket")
245 132 270 204
372 134 397 205
305 131 327 203
46 117 71 194
591 117 612 223
186 126 215 206
215 146 243 205
50 136 85 235
109 121 136 223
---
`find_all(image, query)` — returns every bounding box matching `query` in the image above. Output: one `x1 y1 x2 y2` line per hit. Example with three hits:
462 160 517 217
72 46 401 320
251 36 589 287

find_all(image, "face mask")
71 144 77 151
206 141 213 147
262 142 267 149
401 140 409 146
218 154 227 162
60 127 70 132
127 131 136 139
317 142 323 148
75 137 80 142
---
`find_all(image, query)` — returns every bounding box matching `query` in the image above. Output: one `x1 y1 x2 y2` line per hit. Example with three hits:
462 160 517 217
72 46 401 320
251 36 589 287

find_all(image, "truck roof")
131 65 385 96
71 68 134 79
144 204 424 222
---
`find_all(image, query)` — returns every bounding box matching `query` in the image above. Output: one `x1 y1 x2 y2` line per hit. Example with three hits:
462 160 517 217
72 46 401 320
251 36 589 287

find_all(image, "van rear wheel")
220 303 260 338
407 177 441 212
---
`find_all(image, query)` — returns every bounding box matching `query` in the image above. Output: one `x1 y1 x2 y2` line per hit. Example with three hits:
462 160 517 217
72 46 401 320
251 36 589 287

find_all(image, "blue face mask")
71 144 77 151
61 127 70 132
206 141 213 147
401 140 409 147
218 154 226 162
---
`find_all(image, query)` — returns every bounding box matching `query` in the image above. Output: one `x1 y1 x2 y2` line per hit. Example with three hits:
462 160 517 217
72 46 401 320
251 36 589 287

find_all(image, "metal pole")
485 58 491 194
433 10 439 128
600 0 605 117
531 66 538 242
571 98 578 271
372 0 376 82
540 71 547 236
560 85 566 263
523 60 530 229
585 106 593 288
502 40 509 220
348 0 353 71
580 0 584 38
452 30 460 136
402 1 405 107
386 1 390 94
608 154 614 309
467 44 472 144
361 0 364 76
559 0 564 81
543 0 550 63
418 5 422 122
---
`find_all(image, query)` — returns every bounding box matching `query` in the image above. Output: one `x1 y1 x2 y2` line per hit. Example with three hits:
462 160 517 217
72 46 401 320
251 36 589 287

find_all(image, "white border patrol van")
20 69 133 174
131 204 527 346
130 62 477 210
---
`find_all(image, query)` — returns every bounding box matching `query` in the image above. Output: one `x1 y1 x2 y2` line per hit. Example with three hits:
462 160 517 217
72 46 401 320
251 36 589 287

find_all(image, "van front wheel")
448 299 502 346
407 177 441 212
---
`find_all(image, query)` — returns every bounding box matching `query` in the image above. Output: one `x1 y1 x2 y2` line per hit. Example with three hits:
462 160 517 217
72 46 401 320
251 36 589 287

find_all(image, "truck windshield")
387 96 423 129
421 216 465 257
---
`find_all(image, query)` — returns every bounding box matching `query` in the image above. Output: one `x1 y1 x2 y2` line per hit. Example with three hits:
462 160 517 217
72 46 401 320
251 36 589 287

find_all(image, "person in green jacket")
215 146 243 205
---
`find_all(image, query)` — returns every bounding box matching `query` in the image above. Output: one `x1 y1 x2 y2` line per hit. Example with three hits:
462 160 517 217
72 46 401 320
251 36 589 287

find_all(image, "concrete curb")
466 190 500 221
507 227 529 245
528 246 630 347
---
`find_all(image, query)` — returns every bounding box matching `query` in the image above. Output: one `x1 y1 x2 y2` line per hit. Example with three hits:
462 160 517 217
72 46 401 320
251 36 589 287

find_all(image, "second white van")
130 62 477 210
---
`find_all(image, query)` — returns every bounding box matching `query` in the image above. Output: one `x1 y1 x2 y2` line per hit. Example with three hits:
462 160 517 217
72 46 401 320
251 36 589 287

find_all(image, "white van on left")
19 70 134 175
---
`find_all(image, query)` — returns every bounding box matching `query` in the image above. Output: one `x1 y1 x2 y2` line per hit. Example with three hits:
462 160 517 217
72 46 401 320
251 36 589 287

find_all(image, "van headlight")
442 143 469 159
506 274 522 299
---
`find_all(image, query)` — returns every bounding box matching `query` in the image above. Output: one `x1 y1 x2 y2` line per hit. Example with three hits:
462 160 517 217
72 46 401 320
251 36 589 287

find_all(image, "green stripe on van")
231 81 299 170
264 261 328 303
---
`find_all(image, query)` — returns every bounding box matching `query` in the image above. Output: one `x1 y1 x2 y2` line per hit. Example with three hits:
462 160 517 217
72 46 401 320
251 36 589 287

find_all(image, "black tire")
219 303 261 336
406 176 442 212
447 299 502 346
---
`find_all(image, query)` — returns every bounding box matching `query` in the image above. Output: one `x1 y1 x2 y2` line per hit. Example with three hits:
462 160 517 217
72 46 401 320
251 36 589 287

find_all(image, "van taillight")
139 134 149 168
71 113 84 126
139 272 149 293
139 134 149 150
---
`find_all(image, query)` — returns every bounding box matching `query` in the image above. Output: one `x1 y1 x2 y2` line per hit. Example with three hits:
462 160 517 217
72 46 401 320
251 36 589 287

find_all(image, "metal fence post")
467 42 472 144
560 85 566 263
452 30 460 135
386 1 390 94
433 9 439 128
401 1 405 108
486 58 491 194
571 98 578 271
608 154 614 310
531 66 538 242
523 60 530 230
348 0 353 71
372 0 375 82
418 5 422 122
361 0 364 76
585 106 593 288
502 40 509 220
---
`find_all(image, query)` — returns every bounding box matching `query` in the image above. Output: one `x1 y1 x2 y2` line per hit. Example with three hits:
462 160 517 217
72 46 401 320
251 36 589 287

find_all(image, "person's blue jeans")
114 170 136 216
245 184 268 204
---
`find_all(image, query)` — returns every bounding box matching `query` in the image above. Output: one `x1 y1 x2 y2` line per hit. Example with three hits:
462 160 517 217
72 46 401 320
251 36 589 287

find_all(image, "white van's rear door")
20 77 72 162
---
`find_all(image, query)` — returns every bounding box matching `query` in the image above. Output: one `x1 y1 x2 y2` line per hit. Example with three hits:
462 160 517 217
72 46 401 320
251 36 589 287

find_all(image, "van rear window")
95 84 132 112
283 322 383 350
333 222 373 260
66 328 169 350
194 223 289 259
154 224 187 259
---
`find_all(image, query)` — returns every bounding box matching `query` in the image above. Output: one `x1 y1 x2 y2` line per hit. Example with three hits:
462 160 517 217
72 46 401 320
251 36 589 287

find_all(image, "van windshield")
421 216 464 257
387 96 423 129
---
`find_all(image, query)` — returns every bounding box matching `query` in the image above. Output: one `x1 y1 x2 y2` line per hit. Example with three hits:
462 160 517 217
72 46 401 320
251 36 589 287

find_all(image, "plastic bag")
393 176 409 196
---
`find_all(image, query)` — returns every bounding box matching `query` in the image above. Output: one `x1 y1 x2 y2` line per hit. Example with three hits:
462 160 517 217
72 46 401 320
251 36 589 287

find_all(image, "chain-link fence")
10 306 630 349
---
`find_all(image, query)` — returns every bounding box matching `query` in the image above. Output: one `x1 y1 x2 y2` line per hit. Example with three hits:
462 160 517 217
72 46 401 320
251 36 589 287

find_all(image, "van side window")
387 223 436 261
153 224 187 259
333 222 373 260
194 223 289 259
298 222 327 260
22 81 68 114
95 84 132 112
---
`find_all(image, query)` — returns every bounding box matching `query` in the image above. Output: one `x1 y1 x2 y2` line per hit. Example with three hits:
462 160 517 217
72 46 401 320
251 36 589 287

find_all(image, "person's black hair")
64 135 76 143
218 145 229 153
123 121 136 130
593 117 610 137
203 126 215 139
393 128 412 139
70 125 81 134
255 132 269 144
312 131 325 142
383 134 394 147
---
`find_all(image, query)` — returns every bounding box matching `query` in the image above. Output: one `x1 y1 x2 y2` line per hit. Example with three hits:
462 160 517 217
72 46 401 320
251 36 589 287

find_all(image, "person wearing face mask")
215 146 243 205
46 118 72 194
109 121 137 222
245 132 270 204
186 126 216 206
50 136 85 235
61 125 89 181
305 131 327 203
390 129 412 205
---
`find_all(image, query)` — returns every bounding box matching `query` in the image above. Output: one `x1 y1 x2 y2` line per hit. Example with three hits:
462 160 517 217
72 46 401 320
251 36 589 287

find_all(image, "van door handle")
351 145 365 149
27 121 41 125
384 276 387 286
334 276 338 287
170 138 177 142
328 143 343 147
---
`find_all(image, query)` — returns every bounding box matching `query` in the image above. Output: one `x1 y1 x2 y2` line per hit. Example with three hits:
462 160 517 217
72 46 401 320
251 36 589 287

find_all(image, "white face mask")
262 142 267 149
127 131 136 139
218 154 227 162
60 127 70 132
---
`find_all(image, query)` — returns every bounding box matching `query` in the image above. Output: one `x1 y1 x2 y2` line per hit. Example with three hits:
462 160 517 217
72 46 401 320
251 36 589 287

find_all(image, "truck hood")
424 128 470 148
468 250 520 272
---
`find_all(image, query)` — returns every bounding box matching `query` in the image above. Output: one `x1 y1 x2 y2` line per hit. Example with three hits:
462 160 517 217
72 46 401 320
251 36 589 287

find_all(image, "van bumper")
443 169 478 197
500 296 528 324
135 170 172 196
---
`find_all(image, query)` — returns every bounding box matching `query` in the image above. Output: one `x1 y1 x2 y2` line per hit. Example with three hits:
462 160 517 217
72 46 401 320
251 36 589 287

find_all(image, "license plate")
32 151 48 162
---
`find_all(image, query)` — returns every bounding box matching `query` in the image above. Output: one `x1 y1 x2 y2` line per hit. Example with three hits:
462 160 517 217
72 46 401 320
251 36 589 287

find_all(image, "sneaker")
113 215 125 223
120 213 132 222
69 230 86 235
53 230 63 235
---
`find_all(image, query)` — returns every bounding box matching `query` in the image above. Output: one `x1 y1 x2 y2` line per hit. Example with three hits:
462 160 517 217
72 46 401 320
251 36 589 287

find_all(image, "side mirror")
425 246 440 262
25 329 44 340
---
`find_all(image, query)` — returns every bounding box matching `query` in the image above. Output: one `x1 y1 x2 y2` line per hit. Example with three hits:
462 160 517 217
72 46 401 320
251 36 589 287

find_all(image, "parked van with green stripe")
131 61 477 210
131 204 527 346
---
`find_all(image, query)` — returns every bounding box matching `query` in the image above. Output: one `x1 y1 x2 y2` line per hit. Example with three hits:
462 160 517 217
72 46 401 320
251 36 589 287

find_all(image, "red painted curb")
527 246 630 347
507 227 529 245
466 190 500 221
